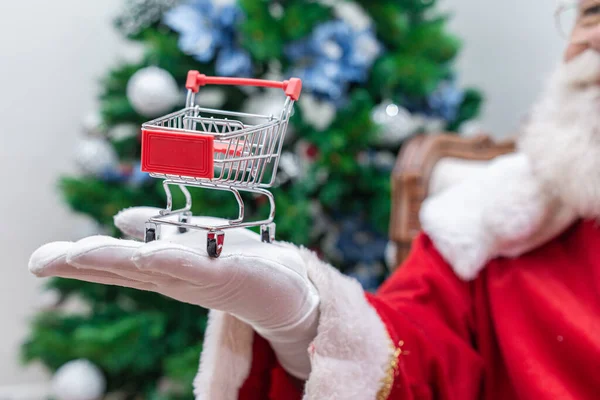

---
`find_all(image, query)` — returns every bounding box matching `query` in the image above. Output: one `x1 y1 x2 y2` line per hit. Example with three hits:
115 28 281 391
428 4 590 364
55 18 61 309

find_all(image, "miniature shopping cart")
140 70 302 257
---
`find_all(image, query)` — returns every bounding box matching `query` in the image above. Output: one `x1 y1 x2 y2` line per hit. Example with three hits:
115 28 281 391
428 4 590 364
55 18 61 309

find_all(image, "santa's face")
518 1 600 218
565 0 600 63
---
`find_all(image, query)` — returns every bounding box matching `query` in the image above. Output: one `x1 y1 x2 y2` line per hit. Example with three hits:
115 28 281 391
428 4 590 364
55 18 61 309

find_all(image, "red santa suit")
190 150 599 399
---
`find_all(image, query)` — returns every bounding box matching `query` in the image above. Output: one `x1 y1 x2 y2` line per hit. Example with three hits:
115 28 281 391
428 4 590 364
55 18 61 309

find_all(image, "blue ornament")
216 47 252 77
164 2 219 62
290 63 346 102
163 0 252 76
349 30 382 69
99 166 128 183
284 38 313 62
215 4 243 28
98 162 151 186
428 80 465 121
129 162 152 186
312 21 354 60
285 20 382 104
346 263 385 292
335 217 388 265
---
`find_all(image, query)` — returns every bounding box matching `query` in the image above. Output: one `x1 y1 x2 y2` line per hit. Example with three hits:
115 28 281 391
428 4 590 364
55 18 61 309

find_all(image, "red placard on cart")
141 129 215 179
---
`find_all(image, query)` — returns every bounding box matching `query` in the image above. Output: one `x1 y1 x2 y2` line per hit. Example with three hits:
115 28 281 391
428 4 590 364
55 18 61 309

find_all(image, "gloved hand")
28 207 320 380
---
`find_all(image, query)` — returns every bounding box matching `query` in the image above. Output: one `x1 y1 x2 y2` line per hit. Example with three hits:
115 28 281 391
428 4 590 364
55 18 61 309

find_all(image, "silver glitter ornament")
116 0 179 36
371 101 414 146
52 360 106 400
127 66 181 118
74 137 119 176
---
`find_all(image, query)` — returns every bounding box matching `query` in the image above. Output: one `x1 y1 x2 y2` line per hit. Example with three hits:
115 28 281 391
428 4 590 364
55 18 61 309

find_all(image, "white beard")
519 50 600 218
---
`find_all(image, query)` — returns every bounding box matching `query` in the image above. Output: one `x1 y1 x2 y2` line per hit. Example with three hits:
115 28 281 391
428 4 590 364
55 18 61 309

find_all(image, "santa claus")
29 1 600 399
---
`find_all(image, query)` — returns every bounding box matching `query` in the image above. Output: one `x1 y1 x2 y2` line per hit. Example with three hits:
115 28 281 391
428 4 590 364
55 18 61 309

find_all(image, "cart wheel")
145 228 156 243
178 212 192 234
207 239 218 257
145 222 160 243
260 223 276 244
207 231 225 258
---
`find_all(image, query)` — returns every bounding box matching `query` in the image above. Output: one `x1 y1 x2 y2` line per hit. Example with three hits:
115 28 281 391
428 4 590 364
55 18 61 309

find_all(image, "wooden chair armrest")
389 133 516 268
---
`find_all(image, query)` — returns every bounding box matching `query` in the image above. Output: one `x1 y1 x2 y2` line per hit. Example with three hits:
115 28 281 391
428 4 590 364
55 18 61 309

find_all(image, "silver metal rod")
193 106 274 120
145 117 279 140
161 181 173 214
148 216 272 232
159 180 193 216
180 184 192 210
185 90 196 108
148 186 275 231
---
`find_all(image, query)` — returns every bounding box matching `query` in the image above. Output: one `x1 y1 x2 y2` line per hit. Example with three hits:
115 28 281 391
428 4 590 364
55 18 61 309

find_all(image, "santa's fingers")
65 236 179 286
132 240 236 287
132 237 305 286
29 242 158 291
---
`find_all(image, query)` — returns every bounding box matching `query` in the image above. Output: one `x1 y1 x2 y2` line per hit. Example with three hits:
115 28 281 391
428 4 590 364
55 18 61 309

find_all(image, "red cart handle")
185 70 302 101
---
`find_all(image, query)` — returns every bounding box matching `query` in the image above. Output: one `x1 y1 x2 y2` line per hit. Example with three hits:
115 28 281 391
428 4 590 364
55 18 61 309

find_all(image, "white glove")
28 207 320 380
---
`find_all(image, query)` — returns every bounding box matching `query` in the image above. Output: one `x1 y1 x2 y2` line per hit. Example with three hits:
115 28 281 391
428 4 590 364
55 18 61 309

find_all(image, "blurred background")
0 0 563 397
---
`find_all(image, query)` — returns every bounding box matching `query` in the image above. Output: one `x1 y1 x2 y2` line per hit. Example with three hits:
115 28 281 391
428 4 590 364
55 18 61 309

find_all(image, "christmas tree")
23 0 482 398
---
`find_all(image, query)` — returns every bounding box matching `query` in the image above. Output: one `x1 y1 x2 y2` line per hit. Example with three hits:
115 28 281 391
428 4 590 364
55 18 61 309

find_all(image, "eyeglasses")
556 0 600 42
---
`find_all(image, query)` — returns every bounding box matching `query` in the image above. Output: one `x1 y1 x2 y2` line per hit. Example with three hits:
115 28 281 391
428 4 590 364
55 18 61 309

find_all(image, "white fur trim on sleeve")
299 248 393 400
419 152 577 281
193 311 254 400
193 250 395 400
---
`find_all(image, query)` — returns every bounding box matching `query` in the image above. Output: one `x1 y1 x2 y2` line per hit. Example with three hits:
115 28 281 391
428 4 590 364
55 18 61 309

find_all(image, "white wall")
440 0 565 136
0 0 565 387
0 0 127 387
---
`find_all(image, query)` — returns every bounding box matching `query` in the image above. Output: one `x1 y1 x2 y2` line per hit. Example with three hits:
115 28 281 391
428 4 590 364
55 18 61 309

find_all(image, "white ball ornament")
244 92 298 142
108 123 140 141
74 136 119 176
36 288 62 310
299 94 336 131
276 152 302 184
371 101 415 146
52 359 106 400
243 92 286 120
384 241 397 271
194 88 226 108
126 66 180 117
333 1 372 31
82 111 104 136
